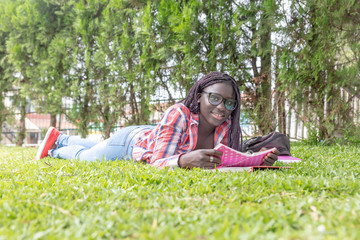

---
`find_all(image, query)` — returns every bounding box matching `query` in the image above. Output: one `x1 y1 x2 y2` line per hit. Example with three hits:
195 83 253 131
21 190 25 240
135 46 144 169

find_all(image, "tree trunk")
274 49 286 134
247 0 274 135
0 94 6 143
50 114 57 128
287 103 291 138
302 87 310 139
78 78 92 138
102 104 112 139
258 9 273 134
129 83 138 125
16 98 26 146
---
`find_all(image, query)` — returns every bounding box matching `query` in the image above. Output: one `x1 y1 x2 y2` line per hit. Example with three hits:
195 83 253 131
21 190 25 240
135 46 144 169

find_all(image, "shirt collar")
190 111 199 126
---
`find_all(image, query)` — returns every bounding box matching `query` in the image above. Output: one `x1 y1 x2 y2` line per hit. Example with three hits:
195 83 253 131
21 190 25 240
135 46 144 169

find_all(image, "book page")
277 156 302 163
211 166 292 172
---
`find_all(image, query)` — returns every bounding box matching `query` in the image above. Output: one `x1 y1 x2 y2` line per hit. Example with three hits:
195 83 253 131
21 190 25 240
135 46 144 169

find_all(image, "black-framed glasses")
202 91 237 111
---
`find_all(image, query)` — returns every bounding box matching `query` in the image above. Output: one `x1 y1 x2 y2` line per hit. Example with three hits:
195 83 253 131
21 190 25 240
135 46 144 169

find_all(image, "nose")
216 100 227 111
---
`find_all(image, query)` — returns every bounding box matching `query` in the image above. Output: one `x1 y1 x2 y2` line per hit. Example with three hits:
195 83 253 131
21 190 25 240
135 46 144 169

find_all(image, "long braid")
182 72 243 151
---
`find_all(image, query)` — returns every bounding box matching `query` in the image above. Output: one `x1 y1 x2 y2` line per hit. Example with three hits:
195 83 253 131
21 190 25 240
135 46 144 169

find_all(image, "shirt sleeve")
147 105 188 168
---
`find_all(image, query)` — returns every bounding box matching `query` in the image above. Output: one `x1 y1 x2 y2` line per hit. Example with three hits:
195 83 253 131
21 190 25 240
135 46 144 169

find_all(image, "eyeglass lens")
207 92 237 110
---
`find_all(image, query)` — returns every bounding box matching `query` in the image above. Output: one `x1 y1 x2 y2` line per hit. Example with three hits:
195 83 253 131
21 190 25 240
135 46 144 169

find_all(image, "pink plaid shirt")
132 103 231 168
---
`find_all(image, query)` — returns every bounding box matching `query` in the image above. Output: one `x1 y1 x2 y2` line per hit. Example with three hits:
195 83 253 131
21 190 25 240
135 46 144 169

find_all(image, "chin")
209 117 226 127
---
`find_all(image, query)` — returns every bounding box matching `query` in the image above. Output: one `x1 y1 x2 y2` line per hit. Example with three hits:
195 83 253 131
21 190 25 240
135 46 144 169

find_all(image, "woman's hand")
260 148 280 166
178 149 223 169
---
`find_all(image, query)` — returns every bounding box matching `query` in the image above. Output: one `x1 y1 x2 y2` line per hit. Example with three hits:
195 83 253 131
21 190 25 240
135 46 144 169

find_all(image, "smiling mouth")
211 111 225 120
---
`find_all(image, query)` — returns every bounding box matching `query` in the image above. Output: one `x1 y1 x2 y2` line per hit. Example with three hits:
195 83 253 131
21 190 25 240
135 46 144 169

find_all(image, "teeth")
213 112 224 118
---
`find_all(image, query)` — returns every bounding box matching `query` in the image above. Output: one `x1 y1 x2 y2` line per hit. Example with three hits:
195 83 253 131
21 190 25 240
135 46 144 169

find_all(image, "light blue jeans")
49 125 154 161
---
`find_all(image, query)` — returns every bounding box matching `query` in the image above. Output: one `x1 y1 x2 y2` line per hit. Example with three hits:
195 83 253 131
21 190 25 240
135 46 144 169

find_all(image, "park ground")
1 143 360 239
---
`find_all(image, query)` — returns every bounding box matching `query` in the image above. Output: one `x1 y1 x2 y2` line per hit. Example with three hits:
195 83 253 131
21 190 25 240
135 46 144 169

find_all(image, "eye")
225 100 237 110
210 94 222 102
226 100 236 106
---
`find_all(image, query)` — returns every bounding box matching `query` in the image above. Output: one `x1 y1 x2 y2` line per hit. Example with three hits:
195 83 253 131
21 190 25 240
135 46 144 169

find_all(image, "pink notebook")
214 144 277 168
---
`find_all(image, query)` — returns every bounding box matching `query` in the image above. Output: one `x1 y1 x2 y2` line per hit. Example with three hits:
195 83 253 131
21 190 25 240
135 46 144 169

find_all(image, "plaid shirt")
132 103 231 168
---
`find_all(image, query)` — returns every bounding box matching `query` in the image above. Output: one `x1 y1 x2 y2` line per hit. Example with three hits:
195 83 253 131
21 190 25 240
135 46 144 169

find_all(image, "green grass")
1 143 360 240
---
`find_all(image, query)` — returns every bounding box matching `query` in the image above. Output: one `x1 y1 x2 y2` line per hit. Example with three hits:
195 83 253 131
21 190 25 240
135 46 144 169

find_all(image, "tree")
0 0 16 143
29 0 75 129
230 0 280 134
279 0 360 141
3 0 35 146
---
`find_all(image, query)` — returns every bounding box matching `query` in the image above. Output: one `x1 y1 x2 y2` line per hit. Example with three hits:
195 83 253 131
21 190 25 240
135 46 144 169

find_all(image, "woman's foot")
34 127 61 160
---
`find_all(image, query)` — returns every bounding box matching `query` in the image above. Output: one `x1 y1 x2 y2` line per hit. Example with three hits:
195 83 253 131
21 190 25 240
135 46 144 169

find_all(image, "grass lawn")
1 143 360 239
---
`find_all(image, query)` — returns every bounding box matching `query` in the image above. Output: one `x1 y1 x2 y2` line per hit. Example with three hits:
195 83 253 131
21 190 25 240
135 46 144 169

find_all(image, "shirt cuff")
167 156 181 168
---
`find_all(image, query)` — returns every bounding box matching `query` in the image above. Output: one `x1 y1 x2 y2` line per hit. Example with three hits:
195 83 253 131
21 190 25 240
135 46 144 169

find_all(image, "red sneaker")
34 127 61 160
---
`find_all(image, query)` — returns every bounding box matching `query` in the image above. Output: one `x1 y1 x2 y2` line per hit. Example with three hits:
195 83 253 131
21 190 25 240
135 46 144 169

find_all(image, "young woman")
35 72 278 169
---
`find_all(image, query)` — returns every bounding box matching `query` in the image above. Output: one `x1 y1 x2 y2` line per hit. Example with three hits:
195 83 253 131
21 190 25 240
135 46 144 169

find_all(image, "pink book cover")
214 144 277 168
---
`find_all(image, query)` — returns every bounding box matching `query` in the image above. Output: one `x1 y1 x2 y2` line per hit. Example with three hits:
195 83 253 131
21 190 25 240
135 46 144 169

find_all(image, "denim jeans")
49 125 154 161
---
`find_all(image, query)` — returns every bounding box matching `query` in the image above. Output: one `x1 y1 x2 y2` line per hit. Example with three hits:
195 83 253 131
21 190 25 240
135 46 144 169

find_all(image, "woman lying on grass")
35 72 278 169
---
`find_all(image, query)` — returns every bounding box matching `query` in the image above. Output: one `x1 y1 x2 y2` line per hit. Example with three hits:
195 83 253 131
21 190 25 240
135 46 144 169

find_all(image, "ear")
196 93 202 103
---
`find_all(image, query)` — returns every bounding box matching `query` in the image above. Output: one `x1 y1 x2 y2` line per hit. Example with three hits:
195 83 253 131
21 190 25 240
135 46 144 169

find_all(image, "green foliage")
278 0 360 141
1 144 360 239
0 2 15 141
0 0 359 142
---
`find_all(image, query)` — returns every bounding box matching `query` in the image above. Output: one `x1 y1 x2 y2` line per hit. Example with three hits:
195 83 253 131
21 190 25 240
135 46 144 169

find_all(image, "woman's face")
197 82 236 128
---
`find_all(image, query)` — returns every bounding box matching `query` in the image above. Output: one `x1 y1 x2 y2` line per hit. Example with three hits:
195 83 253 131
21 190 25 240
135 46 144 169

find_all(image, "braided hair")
182 72 243 151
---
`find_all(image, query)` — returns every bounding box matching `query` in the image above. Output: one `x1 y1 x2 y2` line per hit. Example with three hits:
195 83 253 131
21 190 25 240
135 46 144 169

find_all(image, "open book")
214 166 292 173
214 143 277 168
